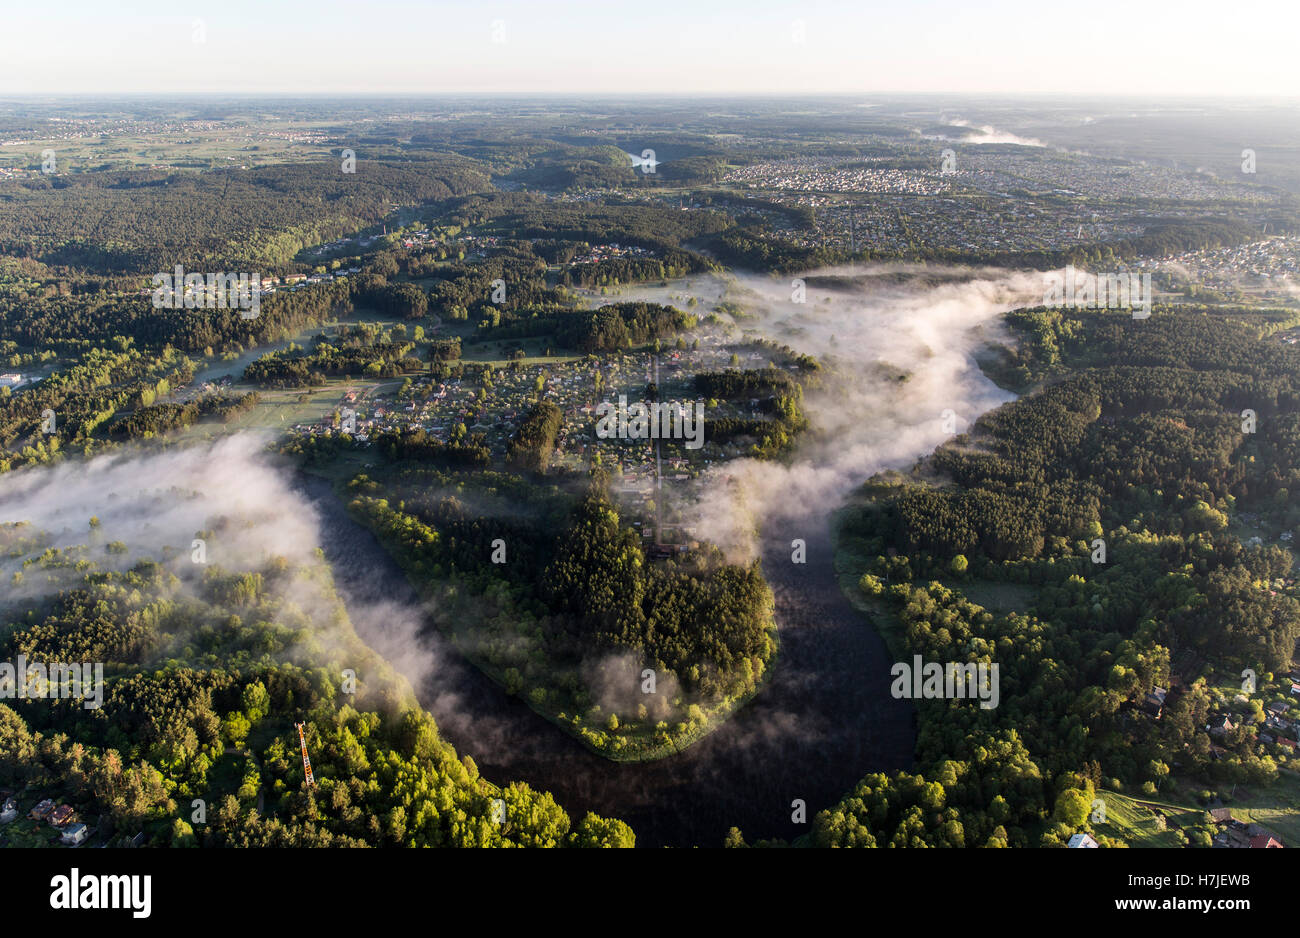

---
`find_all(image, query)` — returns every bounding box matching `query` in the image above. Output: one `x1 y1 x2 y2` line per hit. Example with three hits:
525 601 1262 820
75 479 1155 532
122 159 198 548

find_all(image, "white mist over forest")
0 267 1044 706
615 266 1044 562
0 434 438 693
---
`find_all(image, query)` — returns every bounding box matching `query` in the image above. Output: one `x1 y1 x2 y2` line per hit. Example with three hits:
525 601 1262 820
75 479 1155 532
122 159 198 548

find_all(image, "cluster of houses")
1196 670 1300 758
256 270 361 294
399 229 441 250
1207 695 1300 756
284 335 791 554
268 303 816 563
1140 657 1300 761
797 192 1152 257
723 157 949 196
1149 235 1300 301
1067 812 1286 849
735 141 1270 261
314 229 501 262
1238 514 1297 548
307 238 354 256
0 791 89 845
1208 808 1284 848
960 150 1243 205
568 242 655 266
306 226 402 257
1107 652 1300 849
129 269 362 302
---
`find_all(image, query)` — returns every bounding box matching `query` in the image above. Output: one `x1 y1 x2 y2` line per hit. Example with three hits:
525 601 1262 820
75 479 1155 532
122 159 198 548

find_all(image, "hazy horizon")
3 0 1297 97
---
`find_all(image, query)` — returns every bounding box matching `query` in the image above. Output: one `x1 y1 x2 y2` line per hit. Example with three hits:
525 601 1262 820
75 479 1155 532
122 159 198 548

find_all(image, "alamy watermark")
151 264 261 318
50 868 150 918
1043 265 1151 319
595 395 705 450
890 655 999 709
0 655 104 709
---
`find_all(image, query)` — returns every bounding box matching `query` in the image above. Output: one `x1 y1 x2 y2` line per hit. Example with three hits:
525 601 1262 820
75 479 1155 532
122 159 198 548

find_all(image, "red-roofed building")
1250 834 1284 848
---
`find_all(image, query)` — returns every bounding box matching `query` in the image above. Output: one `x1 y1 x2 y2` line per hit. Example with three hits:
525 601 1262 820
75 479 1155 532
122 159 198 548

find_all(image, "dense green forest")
5 99 1300 852
107 391 260 438
0 161 489 272
345 471 777 760
809 304 1300 848
705 216 1265 274
0 539 631 847
506 401 564 473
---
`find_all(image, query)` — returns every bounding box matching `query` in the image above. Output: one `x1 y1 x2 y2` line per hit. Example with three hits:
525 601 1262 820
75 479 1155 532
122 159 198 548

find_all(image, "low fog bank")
648 265 1045 561
0 433 316 571
0 264 1046 761
0 434 438 697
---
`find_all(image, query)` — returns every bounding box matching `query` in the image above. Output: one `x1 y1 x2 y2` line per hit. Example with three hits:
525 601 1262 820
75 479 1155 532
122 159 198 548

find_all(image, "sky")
1 0 1297 97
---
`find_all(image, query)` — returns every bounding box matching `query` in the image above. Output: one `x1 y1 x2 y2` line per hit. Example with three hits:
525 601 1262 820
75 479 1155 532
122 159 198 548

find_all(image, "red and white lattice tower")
295 722 316 788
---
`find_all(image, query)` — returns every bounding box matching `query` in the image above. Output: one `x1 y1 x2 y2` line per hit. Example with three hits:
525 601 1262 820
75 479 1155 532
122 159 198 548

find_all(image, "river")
294 267 1038 846
298 473 914 848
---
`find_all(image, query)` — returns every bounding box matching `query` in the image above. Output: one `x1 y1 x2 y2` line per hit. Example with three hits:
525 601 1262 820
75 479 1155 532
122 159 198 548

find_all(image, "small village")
1148 235 1300 301
0 789 96 848
1086 646 1300 849
281 330 792 548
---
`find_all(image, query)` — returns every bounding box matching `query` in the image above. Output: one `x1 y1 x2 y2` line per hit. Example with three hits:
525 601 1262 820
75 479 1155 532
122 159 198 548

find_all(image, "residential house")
1067 833 1099 848
60 823 88 846
29 799 54 820
1143 687 1168 718
1215 826 1253 848
1209 714 1235 736
48 804 75 827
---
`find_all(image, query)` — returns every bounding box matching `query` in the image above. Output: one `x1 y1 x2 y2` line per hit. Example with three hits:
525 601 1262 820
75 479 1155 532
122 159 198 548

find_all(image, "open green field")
1093 771 1300 847
0 120 343 174
938 578 1037 617
1092 790 1207 847
177 377 368 442
1218 770 1300 845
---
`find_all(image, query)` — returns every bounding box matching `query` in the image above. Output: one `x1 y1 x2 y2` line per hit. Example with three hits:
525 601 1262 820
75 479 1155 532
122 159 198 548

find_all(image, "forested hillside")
0 534 632 847
813 304 1300 847
0 161 490 272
